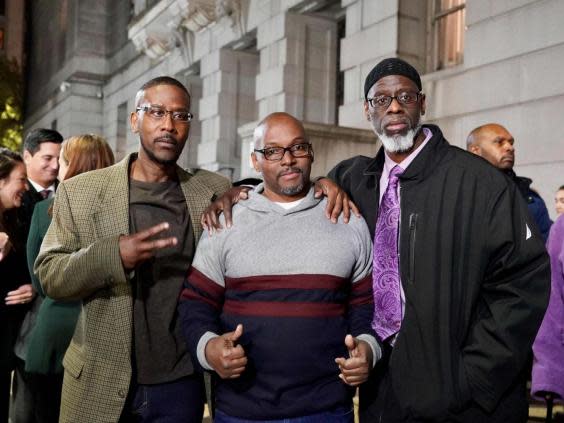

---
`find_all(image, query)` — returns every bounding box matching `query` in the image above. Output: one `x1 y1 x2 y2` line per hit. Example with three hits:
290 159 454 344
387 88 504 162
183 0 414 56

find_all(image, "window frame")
427 0 466 72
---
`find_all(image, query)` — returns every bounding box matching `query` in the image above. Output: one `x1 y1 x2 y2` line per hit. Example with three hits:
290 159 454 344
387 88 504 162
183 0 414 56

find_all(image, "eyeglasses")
136 105 194 122
367 91 422 109
254 143 312 161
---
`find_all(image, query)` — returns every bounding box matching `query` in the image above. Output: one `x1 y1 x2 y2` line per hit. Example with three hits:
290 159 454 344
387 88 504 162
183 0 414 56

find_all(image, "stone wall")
22 0 564 217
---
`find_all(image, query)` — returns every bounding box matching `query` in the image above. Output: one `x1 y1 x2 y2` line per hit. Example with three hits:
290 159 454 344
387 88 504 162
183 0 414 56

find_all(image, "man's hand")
0 232 11 261
5 284 35 306
335 334 372 386
205 324 247 379
313 178 360 223
201 187 251 233
119 222 177 271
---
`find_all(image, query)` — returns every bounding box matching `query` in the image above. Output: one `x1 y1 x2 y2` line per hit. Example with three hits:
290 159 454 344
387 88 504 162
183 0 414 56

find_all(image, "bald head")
253 112 307 149
467 123 515 170
251 112 313 202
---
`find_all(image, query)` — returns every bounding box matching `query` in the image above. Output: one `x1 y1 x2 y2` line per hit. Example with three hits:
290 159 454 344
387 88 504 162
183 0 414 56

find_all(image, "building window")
430 0 465 71
0 0 5 16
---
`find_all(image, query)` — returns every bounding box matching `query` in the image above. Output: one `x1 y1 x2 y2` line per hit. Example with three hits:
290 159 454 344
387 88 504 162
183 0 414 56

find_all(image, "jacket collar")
362 124 450 183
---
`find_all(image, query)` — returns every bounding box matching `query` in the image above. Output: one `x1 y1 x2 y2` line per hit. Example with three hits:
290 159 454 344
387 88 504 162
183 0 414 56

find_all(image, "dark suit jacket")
18 181 57 239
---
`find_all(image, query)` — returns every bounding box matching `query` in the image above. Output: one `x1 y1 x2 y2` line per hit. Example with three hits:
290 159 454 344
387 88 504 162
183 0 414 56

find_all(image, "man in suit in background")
35 76 231 423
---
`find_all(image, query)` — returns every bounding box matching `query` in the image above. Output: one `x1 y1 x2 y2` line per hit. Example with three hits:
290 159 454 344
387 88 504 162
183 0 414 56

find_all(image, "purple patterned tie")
39 189 51 199
372 165 403 342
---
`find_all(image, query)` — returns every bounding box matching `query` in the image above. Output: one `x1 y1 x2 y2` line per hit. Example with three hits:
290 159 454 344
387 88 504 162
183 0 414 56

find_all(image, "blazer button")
118 389 126 398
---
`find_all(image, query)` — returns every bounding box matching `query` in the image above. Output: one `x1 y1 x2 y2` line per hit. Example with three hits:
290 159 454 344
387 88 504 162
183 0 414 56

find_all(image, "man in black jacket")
328 58 550 422
466 123 552 241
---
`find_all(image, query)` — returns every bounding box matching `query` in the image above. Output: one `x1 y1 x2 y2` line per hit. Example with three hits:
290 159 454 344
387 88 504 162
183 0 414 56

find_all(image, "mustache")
382 116 411 128
277 167 303 178
154 135 178 144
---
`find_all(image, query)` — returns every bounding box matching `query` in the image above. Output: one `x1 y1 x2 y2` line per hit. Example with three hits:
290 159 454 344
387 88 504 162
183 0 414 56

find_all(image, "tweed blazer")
35 154 230 423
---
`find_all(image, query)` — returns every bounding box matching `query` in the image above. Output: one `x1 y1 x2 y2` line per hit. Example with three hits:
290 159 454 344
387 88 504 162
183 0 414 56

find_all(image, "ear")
23 150 33 165
363 101 370 121
251 152 260 173
130 111 139 134
469 144 481 155
420 93 426 116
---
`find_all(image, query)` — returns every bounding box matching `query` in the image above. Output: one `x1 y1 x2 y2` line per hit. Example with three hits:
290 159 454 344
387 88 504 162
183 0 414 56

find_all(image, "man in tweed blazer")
35 77 230 422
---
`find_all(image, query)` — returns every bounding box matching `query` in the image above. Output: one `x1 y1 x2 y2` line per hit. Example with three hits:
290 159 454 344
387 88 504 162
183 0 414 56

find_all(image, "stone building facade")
23 0 564 218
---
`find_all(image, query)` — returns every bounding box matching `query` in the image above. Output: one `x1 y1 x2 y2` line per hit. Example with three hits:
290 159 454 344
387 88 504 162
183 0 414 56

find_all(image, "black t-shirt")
129 178 195 384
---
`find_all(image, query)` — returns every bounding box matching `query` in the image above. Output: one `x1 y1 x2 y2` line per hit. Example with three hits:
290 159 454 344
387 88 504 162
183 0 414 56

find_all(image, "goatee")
376 124 422 154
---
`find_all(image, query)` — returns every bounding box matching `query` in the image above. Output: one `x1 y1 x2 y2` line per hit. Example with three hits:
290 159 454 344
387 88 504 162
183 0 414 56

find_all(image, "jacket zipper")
407 213 418 285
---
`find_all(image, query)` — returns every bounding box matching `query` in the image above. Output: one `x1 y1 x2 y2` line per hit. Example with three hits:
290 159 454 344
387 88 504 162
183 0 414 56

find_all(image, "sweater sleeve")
461 183 550 411
346 215 381 363
531 216 564 401
178 228 226 371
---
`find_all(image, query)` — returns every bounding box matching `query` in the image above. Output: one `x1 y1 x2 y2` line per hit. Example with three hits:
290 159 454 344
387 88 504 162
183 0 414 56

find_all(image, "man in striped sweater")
179 112 380 422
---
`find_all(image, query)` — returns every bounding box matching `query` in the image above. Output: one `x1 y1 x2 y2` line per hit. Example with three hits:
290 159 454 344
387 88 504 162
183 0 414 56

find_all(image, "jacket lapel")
177 168 216 244
89 155 132 238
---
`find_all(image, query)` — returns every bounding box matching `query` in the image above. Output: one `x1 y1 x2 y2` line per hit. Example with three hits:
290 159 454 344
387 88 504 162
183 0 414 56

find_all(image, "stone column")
178 73 203 170
255 11 338 123
197 48 259 180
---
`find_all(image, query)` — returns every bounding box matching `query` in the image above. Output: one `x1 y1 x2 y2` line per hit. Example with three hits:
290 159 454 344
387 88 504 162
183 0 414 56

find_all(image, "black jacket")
505 170 552 242
329 125 550 421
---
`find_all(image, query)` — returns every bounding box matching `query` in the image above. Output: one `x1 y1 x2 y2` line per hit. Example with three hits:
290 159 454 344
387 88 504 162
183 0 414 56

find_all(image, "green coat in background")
25 197 80 375
35 154 230 423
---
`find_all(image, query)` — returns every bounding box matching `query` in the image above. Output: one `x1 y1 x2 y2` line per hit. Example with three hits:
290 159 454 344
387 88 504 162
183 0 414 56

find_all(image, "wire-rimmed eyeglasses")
136 105 194 122
367 91 422 109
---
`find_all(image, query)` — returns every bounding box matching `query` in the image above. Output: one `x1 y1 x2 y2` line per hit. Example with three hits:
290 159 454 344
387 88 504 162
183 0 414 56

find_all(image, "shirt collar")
28 178 56 194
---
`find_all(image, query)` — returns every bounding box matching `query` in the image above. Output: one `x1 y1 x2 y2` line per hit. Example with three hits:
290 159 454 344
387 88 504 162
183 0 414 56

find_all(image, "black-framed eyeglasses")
136 105 194 122
367 91 422 109
254 143 312 161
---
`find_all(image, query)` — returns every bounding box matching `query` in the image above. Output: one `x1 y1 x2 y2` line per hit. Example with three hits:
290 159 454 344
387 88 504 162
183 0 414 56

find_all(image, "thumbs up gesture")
205 324 248 379
334 334 372 386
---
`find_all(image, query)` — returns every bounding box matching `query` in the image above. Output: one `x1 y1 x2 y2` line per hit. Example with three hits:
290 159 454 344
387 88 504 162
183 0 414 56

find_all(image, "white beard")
374 124 422 154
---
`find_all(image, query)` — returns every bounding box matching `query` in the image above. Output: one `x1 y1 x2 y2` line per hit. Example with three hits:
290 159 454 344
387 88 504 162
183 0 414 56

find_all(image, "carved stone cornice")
128 0 191 60
183 0 242 32
128 0 243 63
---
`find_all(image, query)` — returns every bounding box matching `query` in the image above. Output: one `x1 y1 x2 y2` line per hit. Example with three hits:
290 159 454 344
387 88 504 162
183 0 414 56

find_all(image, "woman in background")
24 134 114 423
0 148 32 423
555 185 564 216
531 212 564 411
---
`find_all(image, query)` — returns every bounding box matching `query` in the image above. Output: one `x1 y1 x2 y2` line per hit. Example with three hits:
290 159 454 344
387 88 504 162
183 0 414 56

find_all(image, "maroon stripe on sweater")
350 275 373 306
180 288 221 310
185 267 224 299
225 274 347 291
223 300 345 317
